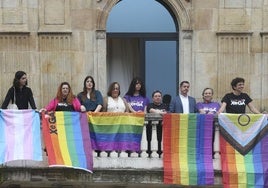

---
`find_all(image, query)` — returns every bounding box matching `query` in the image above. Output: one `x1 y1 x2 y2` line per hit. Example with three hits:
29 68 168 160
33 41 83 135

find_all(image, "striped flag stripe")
42 111 93 172
88 112 145 151
0 110 42 164
163 113 214 185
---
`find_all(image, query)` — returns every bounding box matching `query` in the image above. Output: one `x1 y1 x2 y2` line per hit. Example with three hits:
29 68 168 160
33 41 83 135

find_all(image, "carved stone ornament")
182 30 192 39
96 30 106 39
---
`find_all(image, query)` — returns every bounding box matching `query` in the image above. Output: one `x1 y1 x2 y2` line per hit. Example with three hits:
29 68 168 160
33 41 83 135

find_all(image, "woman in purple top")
124 77 150 112
196 88 220 114
196 87 220 158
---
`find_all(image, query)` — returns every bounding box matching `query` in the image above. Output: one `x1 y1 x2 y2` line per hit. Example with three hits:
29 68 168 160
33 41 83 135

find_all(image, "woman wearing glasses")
102 82 129 112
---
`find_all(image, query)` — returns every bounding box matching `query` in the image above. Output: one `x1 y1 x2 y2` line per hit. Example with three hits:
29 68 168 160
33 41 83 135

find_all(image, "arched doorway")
106 0 179 99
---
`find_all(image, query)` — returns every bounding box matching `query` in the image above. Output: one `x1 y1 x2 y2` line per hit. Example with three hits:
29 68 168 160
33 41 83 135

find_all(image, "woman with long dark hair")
124 77 149 113
1 71 36 109
77 76 103 112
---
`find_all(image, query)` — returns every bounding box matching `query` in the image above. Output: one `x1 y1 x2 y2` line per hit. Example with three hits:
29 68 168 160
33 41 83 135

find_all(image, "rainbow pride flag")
0 109 42 164
42 111 93 172
219 113 268 187
163 113 214 185
87 112 145 151
220 135 268 187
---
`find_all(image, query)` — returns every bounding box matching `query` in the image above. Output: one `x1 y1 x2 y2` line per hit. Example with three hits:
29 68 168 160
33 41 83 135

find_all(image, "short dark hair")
231 77 245 90
180 81 190 87
151 90 162 98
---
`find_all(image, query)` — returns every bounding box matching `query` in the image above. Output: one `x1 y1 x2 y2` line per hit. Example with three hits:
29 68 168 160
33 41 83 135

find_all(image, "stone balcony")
0 114 223 188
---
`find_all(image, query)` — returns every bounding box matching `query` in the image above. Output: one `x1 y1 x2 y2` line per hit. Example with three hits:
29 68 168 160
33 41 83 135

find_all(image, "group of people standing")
0 71 149 114
170 77 261 115
0 71 262 116
1 72 103 112
1 71 263 158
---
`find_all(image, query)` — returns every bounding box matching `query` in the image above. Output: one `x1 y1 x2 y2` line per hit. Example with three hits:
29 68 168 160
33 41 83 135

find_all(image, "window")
107 0 178 99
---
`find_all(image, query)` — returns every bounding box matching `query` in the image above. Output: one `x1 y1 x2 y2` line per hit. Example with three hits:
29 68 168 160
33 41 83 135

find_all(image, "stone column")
95 30 107 93
179 30 193 91
260 32 268 111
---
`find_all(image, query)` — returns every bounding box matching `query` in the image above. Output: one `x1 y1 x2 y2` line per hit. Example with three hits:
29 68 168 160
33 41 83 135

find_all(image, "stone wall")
0 0 267 112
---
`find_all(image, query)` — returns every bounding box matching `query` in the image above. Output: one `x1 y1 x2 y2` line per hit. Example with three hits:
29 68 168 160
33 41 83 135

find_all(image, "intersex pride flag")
87 112 145 151
42 111 93 172
0 109 42 164
163 113 214 185
219 113 268 187
218 113 268 155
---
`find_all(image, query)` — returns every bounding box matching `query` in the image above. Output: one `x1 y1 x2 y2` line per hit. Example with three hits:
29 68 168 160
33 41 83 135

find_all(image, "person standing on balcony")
77 76 103 112
42 82 81 112
1 71 37 110
147 90 168 114
102 82 129 112
218 77 260 114
196 88 220 114
169 80 197 113
124 77 149 156
196 87 220 158
146 90 168 157
124 77 150 113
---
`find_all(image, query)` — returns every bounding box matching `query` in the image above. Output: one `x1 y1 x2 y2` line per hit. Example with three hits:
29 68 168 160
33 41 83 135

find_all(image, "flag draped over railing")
0 109 42 164
42 111 93 173
218 113 268 187
218 113 268 155
163 113 214 185
87 112 145 151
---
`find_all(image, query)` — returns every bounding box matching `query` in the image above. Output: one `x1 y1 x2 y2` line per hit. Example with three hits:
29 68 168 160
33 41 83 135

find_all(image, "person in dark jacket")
169 81 197 113
1 71 36 109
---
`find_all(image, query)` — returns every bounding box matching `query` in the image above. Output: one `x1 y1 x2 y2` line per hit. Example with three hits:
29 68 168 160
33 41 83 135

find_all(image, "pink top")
45 98 81 112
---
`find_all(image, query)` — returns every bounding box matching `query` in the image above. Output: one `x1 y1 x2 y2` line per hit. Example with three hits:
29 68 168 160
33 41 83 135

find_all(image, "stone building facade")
0 0 267 112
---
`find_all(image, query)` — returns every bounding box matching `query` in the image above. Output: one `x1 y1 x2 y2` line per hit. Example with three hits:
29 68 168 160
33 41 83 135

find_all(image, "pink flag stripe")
0 109 42 164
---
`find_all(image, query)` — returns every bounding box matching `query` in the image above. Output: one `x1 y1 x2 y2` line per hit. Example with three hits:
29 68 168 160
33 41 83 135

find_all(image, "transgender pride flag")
0 109 42 164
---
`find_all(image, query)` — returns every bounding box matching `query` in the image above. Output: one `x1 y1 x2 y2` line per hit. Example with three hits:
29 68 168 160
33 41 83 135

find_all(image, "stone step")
0 168 223 188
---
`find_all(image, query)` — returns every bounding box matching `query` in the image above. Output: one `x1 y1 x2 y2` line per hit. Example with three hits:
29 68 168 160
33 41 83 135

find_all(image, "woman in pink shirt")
45 82 82 112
